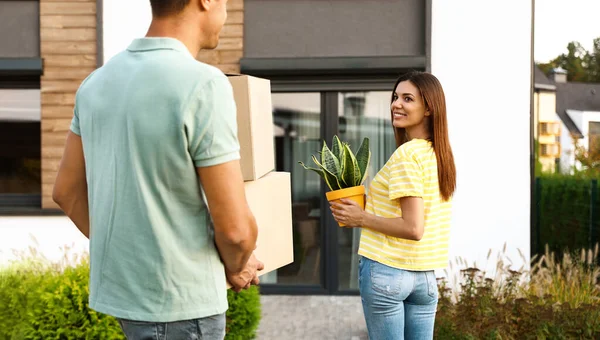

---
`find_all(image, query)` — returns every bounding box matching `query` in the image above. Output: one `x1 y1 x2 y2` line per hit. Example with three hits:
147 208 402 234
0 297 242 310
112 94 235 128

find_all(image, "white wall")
431 1 532 278
559 113 576 174
102 0 152 64
568 109 600 151
0 217 88 268
568 110 585 136
562 110 600 173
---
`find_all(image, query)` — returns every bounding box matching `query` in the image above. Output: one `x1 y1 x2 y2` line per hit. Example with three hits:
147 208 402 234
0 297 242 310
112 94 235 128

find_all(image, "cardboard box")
227 75 275 181
226 171 294 288
246 171 294 277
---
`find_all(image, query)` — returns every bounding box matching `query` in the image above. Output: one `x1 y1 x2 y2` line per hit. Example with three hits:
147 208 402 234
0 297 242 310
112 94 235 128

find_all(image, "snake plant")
299 136 371 191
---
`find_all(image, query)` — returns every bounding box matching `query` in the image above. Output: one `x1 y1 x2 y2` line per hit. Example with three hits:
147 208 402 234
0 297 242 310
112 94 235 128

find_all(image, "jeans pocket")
425 271 439 299
118 319 159 340
370 260 403 296
197 313 226 339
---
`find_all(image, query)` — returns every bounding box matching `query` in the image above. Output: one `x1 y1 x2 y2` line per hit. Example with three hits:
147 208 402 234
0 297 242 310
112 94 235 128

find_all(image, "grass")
435 243 600 339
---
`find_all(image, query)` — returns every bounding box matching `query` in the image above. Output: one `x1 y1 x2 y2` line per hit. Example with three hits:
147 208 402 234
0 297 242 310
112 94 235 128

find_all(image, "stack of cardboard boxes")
226 75 293 281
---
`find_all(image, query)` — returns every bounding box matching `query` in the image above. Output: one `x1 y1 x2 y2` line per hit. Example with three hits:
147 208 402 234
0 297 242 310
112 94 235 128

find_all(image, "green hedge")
535 174 600 256
0 255 261 340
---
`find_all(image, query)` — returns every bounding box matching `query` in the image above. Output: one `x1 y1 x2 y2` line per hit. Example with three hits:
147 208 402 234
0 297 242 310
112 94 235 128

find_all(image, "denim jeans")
358 256 438 340
117 313 226 340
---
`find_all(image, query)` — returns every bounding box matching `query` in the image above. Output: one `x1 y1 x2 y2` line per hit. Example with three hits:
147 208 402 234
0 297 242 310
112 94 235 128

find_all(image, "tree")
573 137 600 177
589 37 600 83
538 37 600 83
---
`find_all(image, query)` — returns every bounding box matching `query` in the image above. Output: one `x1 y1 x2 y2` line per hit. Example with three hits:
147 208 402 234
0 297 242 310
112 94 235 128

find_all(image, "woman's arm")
330 196 425 241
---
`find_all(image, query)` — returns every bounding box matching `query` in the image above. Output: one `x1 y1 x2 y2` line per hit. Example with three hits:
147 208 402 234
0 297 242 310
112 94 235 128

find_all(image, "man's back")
71 37 240 322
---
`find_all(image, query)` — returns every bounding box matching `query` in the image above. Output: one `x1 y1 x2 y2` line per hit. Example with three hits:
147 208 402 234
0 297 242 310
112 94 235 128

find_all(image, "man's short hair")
149 0 192 17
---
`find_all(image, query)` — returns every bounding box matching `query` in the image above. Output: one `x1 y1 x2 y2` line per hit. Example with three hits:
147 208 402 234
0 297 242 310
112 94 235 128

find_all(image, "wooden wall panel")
41 0 97 209
197 4 244 73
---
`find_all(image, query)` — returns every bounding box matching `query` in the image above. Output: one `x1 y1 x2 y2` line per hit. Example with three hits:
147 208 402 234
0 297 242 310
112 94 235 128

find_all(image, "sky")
535 0 600 63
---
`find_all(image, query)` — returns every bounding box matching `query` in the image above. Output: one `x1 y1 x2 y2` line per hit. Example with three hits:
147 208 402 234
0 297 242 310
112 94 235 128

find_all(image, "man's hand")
226 254 265 292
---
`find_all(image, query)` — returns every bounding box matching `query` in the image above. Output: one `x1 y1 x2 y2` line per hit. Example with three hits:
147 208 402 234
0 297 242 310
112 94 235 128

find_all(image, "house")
1 0 533 294
534 66 600 173
533 67 561 172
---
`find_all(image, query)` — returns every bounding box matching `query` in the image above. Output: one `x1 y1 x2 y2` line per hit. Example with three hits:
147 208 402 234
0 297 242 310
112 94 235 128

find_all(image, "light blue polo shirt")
70 37 240 322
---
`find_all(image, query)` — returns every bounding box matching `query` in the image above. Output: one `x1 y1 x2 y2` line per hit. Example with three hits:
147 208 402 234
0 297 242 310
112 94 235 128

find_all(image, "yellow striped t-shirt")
358 138 452 271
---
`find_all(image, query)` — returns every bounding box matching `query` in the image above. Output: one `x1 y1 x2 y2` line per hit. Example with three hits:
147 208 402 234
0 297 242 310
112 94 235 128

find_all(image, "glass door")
262 92 324 287
336 91 397 291
260 89 397 294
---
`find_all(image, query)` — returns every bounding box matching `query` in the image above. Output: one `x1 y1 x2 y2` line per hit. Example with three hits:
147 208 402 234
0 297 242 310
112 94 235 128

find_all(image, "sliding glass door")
261 88 396 294
262 92 324 287
336 91 396 291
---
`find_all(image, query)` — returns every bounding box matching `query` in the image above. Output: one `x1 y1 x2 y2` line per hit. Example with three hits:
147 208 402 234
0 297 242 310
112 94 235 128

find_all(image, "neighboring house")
533 67 561 172
555 73 600 173
535 66 600 173
1 0 533 294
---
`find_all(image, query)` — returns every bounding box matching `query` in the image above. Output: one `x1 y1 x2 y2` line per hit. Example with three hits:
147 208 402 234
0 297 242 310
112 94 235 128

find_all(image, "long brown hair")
391 71 456 201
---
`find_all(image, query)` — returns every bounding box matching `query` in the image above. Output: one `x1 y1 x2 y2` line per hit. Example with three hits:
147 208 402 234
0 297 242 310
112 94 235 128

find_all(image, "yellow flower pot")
326 185 366 227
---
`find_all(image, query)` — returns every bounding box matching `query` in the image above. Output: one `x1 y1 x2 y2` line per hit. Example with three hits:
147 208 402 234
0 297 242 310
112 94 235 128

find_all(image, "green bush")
0 251 261 340
535 174 600 257
435 246 600 339
225 286 261 340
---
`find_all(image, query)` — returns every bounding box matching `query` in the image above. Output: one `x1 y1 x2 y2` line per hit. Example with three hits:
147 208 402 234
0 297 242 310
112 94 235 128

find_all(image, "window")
0 0 42 209
0 90 41 196
540 121 560 136
540 143 560 157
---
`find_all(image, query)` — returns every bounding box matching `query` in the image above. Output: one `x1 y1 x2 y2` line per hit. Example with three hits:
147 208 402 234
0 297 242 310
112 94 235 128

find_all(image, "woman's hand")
330 198 365 228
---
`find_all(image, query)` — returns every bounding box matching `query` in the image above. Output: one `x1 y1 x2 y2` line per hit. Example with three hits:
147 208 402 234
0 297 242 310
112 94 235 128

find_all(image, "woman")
330 71 456 340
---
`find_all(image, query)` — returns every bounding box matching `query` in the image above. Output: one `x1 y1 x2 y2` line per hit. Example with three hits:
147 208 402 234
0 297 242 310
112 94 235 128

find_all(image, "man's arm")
52 131 90 238
197 160 258 274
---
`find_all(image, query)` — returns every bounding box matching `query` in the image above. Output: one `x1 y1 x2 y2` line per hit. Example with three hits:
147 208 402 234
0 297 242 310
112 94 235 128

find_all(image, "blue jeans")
117 313 226 340
358 256 438 340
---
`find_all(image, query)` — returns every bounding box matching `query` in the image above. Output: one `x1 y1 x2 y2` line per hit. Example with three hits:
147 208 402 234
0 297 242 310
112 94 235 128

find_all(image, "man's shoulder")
161 54 227 84
76 52 229 100
74 67 101 101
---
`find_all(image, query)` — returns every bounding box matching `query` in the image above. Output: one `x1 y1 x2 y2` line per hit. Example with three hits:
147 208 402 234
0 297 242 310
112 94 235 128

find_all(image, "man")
52 0 263 338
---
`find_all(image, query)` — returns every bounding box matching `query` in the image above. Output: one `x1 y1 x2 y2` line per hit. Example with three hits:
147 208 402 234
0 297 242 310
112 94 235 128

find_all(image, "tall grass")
435 243 600 339
527 244 600 307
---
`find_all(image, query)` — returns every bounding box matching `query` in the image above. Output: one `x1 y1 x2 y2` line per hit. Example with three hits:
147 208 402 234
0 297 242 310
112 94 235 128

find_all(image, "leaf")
321 141 341 177
332 135 345 162
339 143 349 187
298 161 337 191
342 143 361 187
298 161 325 179
356 137 371 185
311 156 341 191
298 161 339 190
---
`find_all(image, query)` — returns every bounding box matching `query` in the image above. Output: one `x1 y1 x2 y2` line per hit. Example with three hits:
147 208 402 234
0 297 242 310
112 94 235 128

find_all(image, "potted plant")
298 135 371 226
